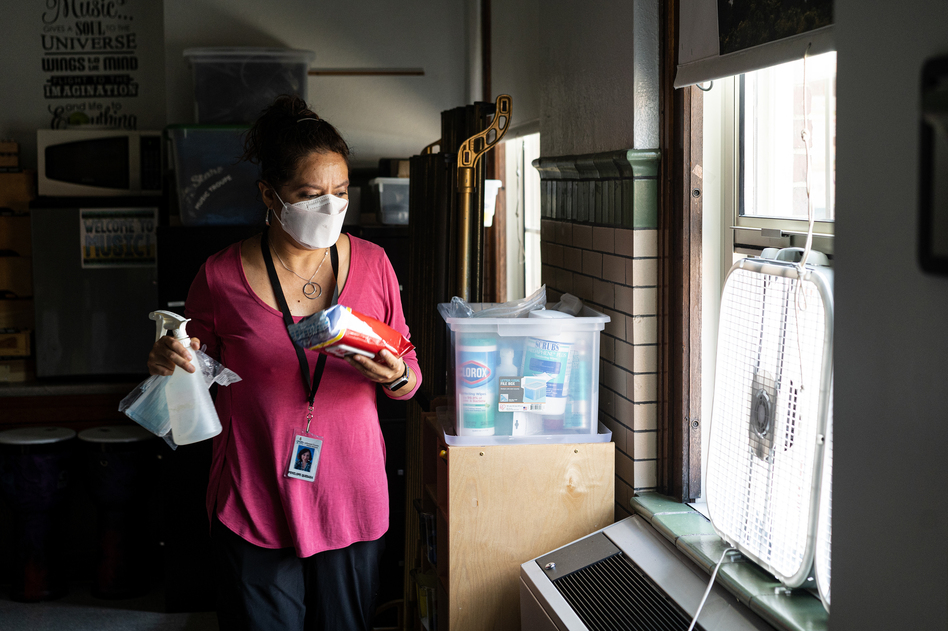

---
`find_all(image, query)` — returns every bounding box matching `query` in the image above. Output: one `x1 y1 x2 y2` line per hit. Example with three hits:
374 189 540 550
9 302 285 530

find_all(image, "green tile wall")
533 149 660 229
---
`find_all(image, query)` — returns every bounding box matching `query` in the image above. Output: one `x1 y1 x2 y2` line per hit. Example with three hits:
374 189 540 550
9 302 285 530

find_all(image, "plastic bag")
550 293 584 316
118 348 241 450
445 285 547 319
287 304 414 359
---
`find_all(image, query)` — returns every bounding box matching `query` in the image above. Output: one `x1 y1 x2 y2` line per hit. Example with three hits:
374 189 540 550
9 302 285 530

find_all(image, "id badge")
286 434 323 482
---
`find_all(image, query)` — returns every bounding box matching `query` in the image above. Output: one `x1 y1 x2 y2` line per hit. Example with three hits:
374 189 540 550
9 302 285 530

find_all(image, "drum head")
78 425 154 444
0 427 76 445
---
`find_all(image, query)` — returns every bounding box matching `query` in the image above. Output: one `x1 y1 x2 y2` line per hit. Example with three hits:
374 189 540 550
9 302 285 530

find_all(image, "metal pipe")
456 167 476 300
455 94 512 302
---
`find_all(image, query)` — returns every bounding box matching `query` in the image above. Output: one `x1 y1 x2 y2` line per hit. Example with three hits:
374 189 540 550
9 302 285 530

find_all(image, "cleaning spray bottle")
150 311 222 445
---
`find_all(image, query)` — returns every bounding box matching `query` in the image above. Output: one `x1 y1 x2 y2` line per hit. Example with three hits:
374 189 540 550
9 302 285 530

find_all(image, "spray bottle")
150 311 222 445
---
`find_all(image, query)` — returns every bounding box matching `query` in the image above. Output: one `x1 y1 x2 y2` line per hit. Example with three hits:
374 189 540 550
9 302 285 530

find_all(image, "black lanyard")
260 229 339 408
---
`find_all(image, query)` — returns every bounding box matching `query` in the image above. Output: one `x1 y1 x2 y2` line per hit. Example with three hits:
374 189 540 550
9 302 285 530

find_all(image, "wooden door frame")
658 0 703 502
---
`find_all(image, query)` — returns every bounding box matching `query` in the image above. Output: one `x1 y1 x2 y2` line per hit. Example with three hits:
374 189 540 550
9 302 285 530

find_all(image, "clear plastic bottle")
152 311 222 445
494 346 519 435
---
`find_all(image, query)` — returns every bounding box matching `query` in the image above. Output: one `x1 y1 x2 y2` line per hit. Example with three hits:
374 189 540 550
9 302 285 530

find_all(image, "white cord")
799 42 816 270
794 43 815 391
687 547 736 631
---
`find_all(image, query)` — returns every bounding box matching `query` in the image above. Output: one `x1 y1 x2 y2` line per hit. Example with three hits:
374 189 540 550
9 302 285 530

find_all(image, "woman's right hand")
147 336 202 376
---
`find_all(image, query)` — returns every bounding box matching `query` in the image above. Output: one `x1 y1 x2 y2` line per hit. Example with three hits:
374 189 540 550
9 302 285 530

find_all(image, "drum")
0 426 76 602
78 425 160 599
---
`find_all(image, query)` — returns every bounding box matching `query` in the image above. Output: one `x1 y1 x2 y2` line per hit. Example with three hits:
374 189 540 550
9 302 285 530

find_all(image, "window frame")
726 67 836 257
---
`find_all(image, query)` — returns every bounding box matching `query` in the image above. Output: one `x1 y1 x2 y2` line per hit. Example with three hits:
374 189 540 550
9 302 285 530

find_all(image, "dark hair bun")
242 95 350 186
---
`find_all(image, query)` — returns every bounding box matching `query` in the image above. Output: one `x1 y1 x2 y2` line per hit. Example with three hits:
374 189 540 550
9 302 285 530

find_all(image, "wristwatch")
385 361 410 392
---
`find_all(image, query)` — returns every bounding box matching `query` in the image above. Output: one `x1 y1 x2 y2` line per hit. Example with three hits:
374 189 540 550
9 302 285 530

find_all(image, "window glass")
741 52 836 221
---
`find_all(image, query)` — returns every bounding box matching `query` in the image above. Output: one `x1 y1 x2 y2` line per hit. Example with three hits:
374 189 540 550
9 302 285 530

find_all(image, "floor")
0 583 219 631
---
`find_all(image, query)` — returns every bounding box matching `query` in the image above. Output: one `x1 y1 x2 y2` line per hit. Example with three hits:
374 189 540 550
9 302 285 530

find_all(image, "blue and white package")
521 335 574 415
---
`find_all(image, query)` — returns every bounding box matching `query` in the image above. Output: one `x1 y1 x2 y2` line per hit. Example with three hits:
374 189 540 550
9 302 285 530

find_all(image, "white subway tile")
602 254 626 284
583 250 603 277
633 430 657 460
593 226 615 253
633 460 657 489
573 224 592 249
632 258 658 287
634 403 657 431
633 345 657 374
633 229 658 257
632 287 657 316
631 315 658 345
630 373 657 403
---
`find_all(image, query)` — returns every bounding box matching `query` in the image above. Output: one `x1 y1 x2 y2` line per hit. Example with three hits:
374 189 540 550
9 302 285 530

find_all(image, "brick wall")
535 149 659 520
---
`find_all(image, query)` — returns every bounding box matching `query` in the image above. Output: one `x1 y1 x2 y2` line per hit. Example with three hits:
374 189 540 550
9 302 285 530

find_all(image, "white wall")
163 0 467 168
834 0 948 628
491 0 541 135
536 0 659 156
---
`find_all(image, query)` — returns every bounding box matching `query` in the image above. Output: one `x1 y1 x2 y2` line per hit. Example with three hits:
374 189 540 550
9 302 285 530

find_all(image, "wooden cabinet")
416 411 614 631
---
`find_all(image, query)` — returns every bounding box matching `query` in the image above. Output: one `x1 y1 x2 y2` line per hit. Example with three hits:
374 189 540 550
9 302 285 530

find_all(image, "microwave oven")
37 129 162 196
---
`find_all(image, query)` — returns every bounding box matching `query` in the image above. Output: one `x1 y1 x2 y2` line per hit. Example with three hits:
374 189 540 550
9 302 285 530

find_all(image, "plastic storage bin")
183 48 315 124
439 304 610 444
166 125 263 226
367 177 409 224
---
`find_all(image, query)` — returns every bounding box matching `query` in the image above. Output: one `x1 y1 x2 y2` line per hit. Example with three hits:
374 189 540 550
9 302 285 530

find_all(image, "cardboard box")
0 329 30 357
0 171 36 212
0 216 31 256
0 299 34 329
0 141 18 154
0 358 35 382
0 155 18 169
0 257 32 297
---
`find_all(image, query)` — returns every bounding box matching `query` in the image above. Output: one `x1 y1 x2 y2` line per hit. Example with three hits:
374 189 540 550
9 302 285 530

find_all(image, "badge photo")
286 434 322 482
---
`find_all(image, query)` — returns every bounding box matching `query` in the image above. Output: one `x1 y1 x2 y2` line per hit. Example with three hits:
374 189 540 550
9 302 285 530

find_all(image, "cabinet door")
447 442 614 631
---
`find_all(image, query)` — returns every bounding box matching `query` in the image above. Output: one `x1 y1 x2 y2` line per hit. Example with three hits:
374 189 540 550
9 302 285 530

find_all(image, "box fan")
706 247 833 610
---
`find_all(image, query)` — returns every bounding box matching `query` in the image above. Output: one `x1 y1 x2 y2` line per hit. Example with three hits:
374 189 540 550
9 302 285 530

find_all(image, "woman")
147 95 420 630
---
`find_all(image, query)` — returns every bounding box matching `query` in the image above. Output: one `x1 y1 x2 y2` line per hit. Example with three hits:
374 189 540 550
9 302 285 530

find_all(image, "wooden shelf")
425 440 614 631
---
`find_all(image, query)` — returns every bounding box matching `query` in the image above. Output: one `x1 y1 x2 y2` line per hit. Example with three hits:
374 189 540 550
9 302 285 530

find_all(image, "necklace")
270 237 329 299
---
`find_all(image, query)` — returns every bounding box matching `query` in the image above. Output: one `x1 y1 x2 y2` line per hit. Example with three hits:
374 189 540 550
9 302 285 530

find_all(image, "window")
741 52 837 222
701 54 837 500
503 132 542 299
722 52 837 255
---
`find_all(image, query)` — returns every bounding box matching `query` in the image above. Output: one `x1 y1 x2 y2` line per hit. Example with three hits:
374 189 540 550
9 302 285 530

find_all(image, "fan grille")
816 383 833 607
707 265 829 583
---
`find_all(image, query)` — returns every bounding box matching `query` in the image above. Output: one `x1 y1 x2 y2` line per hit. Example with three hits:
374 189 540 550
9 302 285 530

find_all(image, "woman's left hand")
344 349 406 385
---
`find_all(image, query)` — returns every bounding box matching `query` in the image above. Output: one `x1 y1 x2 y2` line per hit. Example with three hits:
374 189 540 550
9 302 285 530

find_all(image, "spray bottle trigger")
149 310 191 342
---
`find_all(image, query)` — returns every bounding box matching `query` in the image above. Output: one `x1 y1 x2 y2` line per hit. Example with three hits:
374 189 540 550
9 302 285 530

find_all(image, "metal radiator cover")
552 553 697 631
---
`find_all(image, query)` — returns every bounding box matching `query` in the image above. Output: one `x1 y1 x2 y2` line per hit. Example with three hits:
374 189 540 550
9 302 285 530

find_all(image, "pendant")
303 281 322 299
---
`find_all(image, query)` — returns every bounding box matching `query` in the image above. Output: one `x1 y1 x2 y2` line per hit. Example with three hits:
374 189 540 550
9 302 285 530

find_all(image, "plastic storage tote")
367 177 409 224
166 125 263 226
439 304 610 445
183 48 315 124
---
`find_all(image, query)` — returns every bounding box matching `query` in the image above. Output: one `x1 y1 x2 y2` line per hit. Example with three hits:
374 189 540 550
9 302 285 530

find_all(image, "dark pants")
211 517 384 631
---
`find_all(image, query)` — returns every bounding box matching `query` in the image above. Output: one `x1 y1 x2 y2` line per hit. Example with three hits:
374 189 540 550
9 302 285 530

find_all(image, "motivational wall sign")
38 0 158 129
0 1 165 168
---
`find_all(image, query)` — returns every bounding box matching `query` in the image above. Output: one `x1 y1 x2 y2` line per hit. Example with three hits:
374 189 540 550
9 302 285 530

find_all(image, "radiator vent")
552 553 700 631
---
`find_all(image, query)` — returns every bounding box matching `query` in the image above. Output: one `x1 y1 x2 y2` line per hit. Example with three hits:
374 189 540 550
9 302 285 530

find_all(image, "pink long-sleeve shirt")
185 235 420 557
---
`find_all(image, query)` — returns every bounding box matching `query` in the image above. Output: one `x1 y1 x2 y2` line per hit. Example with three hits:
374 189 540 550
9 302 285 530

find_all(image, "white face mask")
270 191 349 250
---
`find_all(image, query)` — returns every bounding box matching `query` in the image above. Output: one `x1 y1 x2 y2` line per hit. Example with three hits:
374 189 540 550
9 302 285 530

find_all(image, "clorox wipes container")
456 337 498 436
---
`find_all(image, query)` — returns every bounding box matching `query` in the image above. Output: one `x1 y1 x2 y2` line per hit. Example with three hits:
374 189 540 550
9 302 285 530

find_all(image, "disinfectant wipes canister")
457 337 498 436
522 310 575 416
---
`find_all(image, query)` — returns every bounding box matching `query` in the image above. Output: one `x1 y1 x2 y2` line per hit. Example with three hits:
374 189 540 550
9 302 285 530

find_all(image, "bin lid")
78 425 154 444
183 47 315 63
369 177 410 189
0 427 76 445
